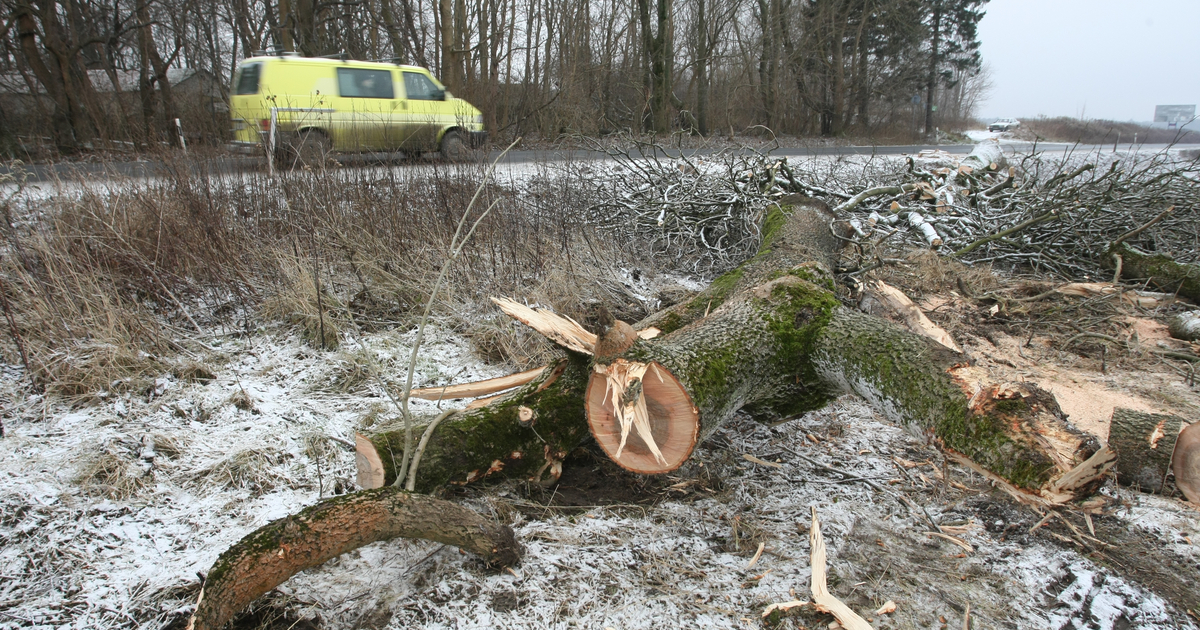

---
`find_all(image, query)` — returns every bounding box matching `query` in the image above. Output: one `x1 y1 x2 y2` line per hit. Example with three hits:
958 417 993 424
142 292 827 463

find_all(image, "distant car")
988 118 1020 132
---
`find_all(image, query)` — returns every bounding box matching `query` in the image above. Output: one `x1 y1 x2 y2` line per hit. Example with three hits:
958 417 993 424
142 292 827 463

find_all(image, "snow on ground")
2 317 1198 630
965 130 1002 143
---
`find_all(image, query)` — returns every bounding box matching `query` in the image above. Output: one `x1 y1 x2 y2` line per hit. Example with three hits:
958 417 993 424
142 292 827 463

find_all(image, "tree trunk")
186 489 521 630
358 200 1112 503
358 354 593 492
924 0 942 140
1108 243 1200 302
1108 407 1186 493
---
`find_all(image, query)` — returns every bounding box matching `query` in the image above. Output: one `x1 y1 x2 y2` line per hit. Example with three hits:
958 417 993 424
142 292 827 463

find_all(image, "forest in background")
0 0 989 153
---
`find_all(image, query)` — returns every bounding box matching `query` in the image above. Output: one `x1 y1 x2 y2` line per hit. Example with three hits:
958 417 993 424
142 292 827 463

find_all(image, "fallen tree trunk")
1108 408 1187 493
1108 242 1200 301
186 489 521 630
359 203 1112 502
357 355 592 491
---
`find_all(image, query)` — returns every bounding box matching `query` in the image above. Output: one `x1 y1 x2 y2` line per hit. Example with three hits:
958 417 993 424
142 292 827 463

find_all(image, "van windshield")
234 63 260 95
337 68 394 99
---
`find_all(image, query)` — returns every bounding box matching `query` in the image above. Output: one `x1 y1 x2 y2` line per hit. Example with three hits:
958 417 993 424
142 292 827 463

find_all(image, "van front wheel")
440 130 471 162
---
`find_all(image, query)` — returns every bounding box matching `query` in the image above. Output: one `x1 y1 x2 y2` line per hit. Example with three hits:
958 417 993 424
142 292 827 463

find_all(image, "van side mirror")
438 89 448 101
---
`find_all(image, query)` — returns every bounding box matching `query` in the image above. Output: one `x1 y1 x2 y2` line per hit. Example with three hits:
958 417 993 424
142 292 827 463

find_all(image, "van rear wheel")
440 130 471 162
294 130 333 169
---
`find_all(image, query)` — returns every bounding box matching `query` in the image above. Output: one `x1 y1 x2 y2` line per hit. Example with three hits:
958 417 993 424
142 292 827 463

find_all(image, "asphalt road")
1 140 1177 184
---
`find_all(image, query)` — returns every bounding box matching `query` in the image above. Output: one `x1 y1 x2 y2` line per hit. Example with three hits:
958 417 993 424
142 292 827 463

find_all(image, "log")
186 488 521 630
959 139 1006 172
357 203 1111 502
1169 311 1200 342
1108 407 1187 493
357 356 593 491
1107 242 1200 301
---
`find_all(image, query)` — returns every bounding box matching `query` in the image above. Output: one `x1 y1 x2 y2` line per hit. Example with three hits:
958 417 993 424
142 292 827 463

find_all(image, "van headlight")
474 114 483 125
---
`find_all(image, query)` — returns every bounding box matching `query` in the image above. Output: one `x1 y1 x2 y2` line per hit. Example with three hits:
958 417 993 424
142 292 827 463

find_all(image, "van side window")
337 68 394 99
403 72 442 100
234 63 261 95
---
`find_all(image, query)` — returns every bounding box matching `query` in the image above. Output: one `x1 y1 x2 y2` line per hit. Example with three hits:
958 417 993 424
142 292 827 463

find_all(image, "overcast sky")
977 0 1200 122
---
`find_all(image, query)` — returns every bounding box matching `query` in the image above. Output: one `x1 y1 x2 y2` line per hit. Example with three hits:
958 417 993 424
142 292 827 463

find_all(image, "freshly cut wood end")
585 361 698 474
1174 422 1200 503
355 433 385 489
491 297 596 354
410 366 545 400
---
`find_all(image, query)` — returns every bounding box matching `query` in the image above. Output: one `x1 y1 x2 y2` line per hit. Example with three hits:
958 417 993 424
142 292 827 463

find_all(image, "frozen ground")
3 149 1200 629
2 317 1198 630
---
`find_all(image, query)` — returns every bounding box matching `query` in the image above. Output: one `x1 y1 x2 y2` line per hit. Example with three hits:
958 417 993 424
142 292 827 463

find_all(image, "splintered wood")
585 360 699 474
859 280 961 352
490 297 596 354
409 367 545 400
595 360 666 466
810 507 874 630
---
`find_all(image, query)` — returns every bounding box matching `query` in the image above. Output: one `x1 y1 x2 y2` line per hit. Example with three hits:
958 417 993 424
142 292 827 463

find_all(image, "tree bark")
186 489 521 630
1108 243 1200 302
358 354 593 492
1108 407 1186 493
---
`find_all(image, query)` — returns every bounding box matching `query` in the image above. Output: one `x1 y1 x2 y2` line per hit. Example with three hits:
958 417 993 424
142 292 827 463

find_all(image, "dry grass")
75 438 151 499
1 156 661 395
1017 116 1199 145
260 249 344 349
876 248 1001 298
192 445 292 495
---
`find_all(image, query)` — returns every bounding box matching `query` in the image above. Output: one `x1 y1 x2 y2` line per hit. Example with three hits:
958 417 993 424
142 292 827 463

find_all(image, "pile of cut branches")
577 139 1200 289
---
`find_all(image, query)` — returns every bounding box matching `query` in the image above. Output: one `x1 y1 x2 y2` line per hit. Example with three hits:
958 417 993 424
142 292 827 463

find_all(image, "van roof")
239 55 428 73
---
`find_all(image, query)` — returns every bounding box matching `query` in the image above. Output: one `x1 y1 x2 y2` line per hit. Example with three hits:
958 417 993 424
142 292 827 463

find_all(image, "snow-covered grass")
3 319 1197 629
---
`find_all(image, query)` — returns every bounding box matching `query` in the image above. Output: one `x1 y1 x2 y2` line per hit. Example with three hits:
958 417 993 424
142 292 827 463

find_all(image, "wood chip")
925 531 974 553
873 601 896 615
746 542 766 569
636 327 662 340
743 454 783 469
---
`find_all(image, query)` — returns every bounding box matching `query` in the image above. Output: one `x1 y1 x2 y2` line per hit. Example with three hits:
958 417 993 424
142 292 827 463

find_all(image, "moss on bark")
192 488 520 630
812 308 1095 490
1110 243 1200 301
366 356 592 492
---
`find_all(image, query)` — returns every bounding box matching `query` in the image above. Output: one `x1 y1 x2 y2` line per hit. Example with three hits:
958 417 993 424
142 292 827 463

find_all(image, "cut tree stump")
186 488 520 630
1108 407 1188 493
358 204 1114 502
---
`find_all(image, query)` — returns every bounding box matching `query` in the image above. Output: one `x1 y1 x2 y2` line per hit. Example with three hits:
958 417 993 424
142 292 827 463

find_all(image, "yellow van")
228 55 486 165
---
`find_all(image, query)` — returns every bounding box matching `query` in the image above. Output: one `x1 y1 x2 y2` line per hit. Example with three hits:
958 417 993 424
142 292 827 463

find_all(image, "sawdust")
961 329 1182 440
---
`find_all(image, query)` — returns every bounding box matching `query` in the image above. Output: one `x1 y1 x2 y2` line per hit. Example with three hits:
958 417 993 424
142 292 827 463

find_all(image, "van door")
400 71 445 151
333 67 396 151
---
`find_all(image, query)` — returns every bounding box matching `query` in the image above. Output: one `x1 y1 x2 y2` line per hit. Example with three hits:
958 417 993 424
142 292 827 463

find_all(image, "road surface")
2 140 1188 184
